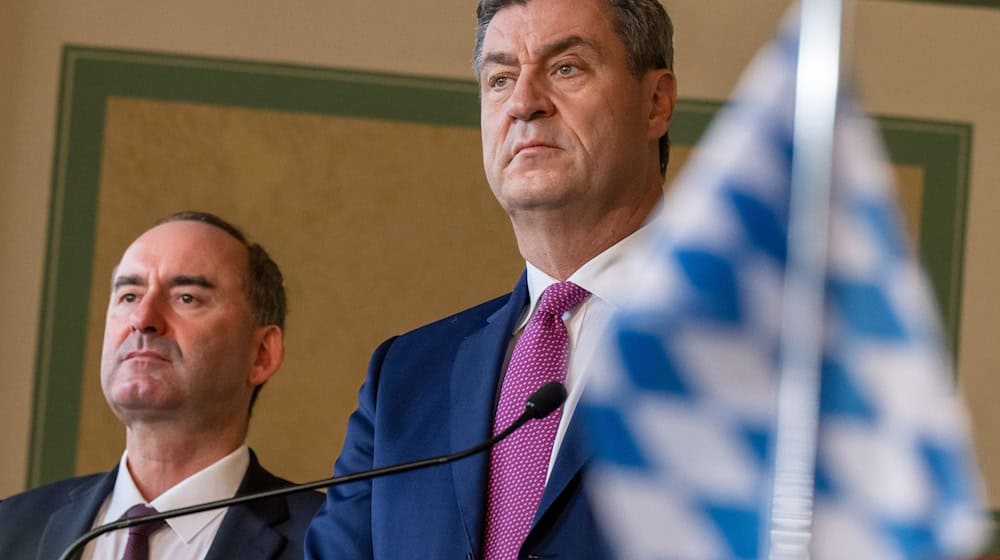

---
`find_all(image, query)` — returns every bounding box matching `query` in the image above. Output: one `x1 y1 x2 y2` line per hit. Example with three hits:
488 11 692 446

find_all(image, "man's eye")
120 293 137 303
491 76 510 89
178 294 195 304
557 64 577 76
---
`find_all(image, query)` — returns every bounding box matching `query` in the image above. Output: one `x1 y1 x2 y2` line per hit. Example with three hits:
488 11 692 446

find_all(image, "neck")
511 188 660 280
123 422 246 501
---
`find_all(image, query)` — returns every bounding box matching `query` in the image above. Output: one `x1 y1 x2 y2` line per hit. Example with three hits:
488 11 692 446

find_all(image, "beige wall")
2 0 998 509
0 0 43 500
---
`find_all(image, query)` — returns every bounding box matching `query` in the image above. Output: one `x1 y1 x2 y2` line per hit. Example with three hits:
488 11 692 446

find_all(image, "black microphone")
58 381 568 560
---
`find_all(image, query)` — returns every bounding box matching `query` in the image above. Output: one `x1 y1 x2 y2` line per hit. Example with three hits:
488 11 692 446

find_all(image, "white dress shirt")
83 444 250 560
504 216 660 480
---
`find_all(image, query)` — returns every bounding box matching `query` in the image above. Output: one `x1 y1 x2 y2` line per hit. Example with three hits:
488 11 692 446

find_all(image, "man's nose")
506 71 555 121
129 296 165 335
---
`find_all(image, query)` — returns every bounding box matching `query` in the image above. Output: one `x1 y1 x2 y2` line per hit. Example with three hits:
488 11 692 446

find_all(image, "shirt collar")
104 445 250 543
521 208 662 326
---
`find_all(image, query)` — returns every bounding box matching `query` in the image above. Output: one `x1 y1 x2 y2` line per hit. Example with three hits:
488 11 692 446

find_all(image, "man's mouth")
513 141 558 157
124 350 168 362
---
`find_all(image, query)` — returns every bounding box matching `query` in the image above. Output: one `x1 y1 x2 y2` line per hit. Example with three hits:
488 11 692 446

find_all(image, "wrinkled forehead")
481 0 618 64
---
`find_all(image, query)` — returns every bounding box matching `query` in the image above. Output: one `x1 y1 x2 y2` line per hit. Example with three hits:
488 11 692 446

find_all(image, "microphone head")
524 382 568 420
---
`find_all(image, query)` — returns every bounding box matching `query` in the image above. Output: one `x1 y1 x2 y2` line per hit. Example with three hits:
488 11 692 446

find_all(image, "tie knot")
536 281 590 317
124 504 166 537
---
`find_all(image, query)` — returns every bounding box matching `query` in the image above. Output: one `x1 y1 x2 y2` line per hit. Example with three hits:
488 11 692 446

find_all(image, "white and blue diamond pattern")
582 10 987 560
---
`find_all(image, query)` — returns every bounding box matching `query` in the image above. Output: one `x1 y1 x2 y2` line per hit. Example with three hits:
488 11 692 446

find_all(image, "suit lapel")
37 468 118 560
450 273 529 553
206 452 287 560
532 412 594 528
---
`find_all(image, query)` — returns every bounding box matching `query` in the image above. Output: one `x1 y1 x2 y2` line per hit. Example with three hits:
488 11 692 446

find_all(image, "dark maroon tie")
121 504 166 560
482 281 590 560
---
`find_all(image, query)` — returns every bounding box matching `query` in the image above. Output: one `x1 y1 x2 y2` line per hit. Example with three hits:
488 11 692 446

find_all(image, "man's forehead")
114 221 247 281
482 0 614 61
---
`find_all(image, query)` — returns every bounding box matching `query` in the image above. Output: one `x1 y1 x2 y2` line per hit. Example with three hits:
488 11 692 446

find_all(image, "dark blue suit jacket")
306 274 610 559
0 450 323 559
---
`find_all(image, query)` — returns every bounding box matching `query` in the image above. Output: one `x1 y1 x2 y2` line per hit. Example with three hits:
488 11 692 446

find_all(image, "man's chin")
495 175 576 211
108 387 182 418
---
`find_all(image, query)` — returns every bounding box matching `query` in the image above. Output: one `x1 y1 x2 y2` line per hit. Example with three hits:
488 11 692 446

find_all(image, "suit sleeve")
305 336 396 560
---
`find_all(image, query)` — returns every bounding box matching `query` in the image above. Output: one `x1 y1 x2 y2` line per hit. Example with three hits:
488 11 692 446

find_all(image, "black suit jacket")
0 449 323 559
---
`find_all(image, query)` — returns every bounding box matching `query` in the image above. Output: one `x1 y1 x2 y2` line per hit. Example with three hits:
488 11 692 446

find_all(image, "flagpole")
768 0 848 558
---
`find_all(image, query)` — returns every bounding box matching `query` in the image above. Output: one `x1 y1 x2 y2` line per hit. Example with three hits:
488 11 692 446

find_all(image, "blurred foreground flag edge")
580 6 990 560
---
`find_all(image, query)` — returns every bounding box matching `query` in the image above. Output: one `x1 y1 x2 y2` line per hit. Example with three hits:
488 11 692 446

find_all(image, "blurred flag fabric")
581 7 989 560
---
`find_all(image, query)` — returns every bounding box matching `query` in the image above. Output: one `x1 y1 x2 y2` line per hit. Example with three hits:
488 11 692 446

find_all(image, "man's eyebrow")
482 50 518 68
112 274 144 291
169 275 215 290
112 274 216 291
481 35 600 70
539 35 600 61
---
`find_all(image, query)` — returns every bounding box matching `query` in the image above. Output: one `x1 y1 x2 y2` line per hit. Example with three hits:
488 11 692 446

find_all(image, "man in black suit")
0 211 322 559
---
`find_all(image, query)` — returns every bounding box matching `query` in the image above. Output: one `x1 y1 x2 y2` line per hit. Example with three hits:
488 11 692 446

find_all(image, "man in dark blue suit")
306 0 677 558
0 212 322 559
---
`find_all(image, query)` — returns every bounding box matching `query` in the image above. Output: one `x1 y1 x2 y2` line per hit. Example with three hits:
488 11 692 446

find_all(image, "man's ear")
647 69 677 141
248 325 284 387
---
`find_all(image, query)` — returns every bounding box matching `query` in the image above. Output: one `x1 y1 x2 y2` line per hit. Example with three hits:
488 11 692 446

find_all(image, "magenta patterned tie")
121 504 165 560
482 281 591 560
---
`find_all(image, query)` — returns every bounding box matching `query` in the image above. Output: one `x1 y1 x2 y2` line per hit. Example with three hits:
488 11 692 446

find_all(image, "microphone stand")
58 381 567 560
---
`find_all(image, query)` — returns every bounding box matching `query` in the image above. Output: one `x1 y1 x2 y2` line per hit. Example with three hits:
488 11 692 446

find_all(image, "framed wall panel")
30 49 979 534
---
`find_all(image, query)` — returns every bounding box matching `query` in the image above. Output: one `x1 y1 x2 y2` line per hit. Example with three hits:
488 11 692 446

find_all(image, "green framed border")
30 46 972 489
992 511 1000 553
30 46 482 487
880 116 971 356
